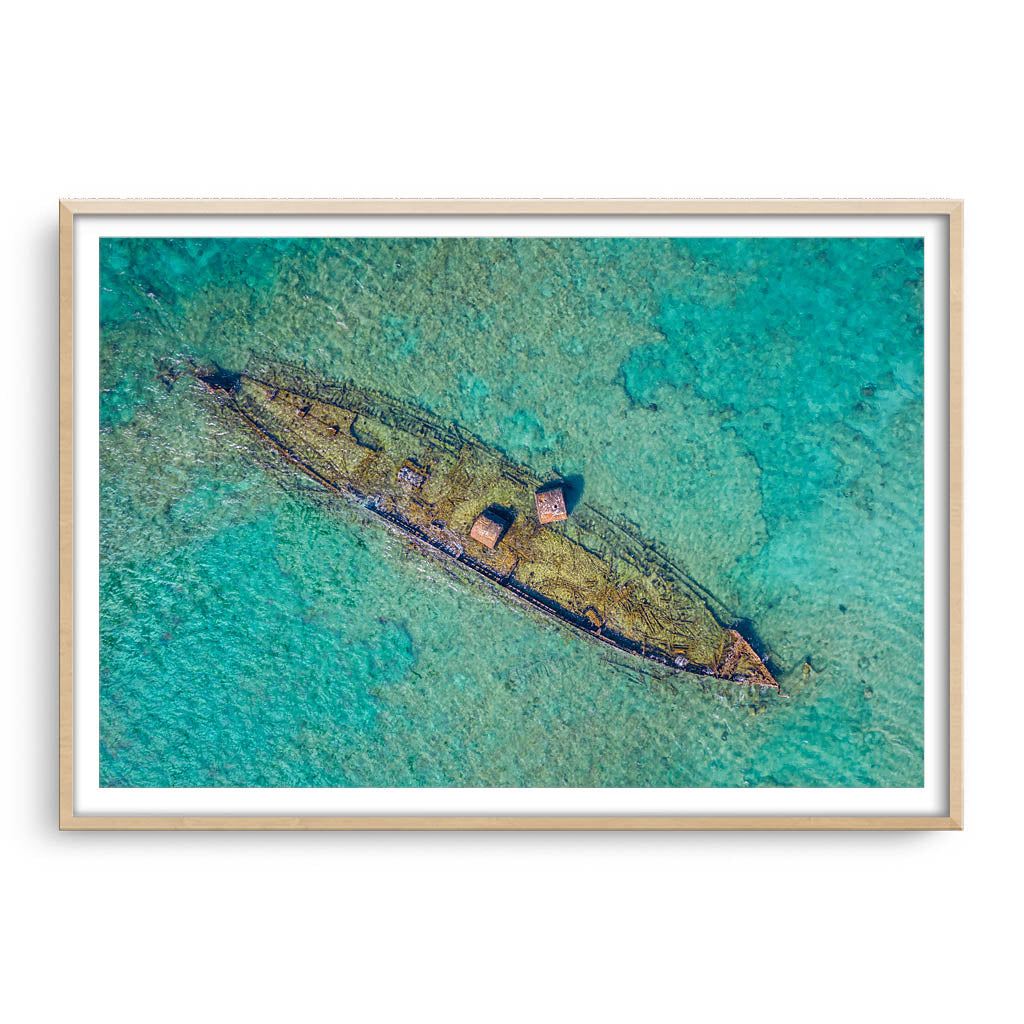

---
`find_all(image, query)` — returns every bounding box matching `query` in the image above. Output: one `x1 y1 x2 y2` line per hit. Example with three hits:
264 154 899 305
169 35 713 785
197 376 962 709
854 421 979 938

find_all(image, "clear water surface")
98 236 924 787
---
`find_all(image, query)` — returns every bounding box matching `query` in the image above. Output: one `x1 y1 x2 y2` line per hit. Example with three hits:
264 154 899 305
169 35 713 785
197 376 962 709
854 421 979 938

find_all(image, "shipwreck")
193 358 778 692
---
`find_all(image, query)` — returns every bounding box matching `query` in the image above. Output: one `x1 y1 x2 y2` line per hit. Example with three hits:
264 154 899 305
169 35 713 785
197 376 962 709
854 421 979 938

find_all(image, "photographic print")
60 200 961 829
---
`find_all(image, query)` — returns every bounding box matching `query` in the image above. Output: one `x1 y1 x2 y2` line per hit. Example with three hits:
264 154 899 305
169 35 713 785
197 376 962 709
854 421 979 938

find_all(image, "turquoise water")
98 236 924 787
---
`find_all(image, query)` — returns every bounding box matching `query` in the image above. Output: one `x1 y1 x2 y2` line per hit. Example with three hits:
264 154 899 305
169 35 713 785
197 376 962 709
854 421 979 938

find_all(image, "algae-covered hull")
195 358 778 691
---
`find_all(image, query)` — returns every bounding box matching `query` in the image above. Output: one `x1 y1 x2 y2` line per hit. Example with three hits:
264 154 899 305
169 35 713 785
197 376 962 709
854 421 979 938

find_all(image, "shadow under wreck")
193 357 778 693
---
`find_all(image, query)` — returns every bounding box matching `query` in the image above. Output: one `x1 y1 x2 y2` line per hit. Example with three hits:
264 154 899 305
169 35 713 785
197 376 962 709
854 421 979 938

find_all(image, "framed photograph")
59 199 962 830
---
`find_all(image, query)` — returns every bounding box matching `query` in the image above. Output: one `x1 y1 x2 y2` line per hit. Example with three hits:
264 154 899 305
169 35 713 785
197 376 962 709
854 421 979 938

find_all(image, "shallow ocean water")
98 236 924 787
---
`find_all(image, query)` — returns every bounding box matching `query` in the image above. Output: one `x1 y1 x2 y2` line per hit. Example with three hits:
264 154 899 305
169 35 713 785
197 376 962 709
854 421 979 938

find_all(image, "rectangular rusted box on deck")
470 509 508 549
535 485 567 524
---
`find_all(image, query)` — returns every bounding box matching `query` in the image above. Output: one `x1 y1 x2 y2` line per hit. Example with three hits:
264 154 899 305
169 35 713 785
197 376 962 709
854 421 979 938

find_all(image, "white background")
2 2 1019 1022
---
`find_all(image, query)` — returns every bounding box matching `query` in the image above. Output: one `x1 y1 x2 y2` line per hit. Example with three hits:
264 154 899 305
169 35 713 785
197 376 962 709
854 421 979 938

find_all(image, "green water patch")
100 511 418 787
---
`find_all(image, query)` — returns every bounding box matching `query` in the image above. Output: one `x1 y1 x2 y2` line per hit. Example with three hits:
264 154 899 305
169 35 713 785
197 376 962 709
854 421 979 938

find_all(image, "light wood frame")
59 199 963 831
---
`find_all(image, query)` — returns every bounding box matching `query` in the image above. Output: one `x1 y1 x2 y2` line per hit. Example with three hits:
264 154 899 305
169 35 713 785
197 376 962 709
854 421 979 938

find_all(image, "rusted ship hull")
195 359 778 691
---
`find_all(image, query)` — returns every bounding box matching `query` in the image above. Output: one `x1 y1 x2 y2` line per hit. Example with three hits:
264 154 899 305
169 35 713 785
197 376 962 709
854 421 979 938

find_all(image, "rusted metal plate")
535 485 568 524
469 509 508 549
